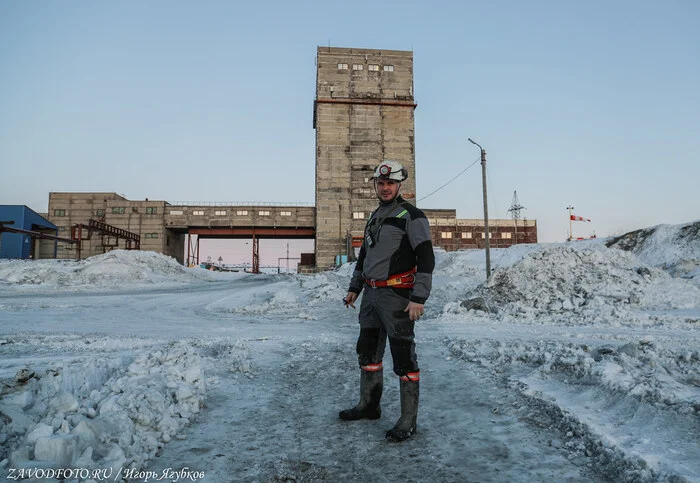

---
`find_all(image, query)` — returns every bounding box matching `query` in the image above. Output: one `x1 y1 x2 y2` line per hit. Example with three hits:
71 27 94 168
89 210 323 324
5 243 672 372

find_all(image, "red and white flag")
570 214 591 222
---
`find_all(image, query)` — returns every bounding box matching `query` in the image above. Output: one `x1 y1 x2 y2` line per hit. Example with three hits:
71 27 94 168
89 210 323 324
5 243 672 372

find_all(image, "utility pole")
566 205 574 241
468 138 491 280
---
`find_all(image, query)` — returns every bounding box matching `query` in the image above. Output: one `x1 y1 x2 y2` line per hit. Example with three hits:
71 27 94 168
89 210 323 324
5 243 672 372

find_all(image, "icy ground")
0 221 698 482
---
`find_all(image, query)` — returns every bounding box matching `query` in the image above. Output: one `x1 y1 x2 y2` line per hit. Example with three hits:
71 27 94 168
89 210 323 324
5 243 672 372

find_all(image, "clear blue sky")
1 0 698 247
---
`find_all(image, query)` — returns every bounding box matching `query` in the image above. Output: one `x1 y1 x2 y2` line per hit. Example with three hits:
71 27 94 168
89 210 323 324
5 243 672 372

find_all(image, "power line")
486 168 510 272
417 156 480 202
486 169 502 219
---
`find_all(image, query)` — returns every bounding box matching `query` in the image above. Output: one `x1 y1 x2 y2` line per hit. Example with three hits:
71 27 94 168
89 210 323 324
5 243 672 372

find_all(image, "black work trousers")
356 285 419 377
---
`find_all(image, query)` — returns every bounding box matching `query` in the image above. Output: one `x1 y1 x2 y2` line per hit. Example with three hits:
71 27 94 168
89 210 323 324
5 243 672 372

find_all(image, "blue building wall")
0 206 58 259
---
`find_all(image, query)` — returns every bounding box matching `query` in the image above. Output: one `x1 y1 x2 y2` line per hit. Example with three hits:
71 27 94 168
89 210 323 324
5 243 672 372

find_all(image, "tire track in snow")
445 336 700 482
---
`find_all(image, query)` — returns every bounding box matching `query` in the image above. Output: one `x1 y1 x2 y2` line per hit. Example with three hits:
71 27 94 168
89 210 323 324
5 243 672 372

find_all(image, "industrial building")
314 46 418 268
0 205 62 259
47 193 174 260
46 193 314 268
423 209 538 249
313 47 537 265
31 46 537 269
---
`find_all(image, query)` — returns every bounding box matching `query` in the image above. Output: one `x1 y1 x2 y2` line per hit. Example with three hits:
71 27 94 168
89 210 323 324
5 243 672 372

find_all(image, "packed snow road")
2 280 696 482
1 229 699 482
146 329 594 482
0 283 603 481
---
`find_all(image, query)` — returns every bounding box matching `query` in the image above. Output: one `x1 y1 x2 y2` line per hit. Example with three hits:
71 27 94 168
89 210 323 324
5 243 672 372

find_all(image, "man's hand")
404 301 424 321
344 292 358 309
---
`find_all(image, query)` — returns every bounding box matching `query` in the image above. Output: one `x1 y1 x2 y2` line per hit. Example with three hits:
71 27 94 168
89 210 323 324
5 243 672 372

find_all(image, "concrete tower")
313 46 416 269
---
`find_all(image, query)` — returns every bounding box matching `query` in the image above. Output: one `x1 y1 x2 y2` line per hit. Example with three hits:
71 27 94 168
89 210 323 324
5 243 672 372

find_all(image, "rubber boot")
339 369 383 420
385 379 419 441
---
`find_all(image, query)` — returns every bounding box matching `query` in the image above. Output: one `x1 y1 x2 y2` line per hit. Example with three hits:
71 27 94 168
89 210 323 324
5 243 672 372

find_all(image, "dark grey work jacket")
348 196 435 304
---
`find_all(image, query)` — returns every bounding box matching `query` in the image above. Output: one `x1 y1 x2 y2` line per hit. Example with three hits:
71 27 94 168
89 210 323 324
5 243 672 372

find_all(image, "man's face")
375 178 400 202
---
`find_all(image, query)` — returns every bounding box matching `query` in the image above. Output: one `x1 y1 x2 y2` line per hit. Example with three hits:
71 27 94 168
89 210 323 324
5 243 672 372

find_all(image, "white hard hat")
372 160 408 181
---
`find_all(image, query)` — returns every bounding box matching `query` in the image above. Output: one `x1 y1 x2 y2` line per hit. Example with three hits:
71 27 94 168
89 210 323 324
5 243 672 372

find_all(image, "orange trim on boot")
400 371 420 382
361 362 384 372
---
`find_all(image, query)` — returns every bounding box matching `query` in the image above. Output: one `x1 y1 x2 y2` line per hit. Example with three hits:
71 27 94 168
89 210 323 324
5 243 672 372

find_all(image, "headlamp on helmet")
372 160 408 182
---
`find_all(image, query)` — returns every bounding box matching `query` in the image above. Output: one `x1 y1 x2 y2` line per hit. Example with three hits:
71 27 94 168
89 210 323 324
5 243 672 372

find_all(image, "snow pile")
434 248 483 277
0 250 216 290
607 220 700 284
220 278 306 318
0 335 165 370
435 244 547 276
470 245 699 317
299 271 348 303
447 337 700 414
430 249 498 311
223 271 349 320
447 337 700 480
1 343 206 475
332 262 356 278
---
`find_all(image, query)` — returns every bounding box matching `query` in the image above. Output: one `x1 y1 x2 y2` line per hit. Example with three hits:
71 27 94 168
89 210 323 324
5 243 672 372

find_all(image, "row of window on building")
187 210 293 217
439 232 513 239
54 231 160 240
53 208 296 217
350 212 518 239
53 207 159 217
337 63 394 72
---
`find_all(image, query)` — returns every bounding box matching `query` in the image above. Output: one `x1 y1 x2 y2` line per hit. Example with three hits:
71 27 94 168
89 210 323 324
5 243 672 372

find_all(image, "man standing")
340 160 435 442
